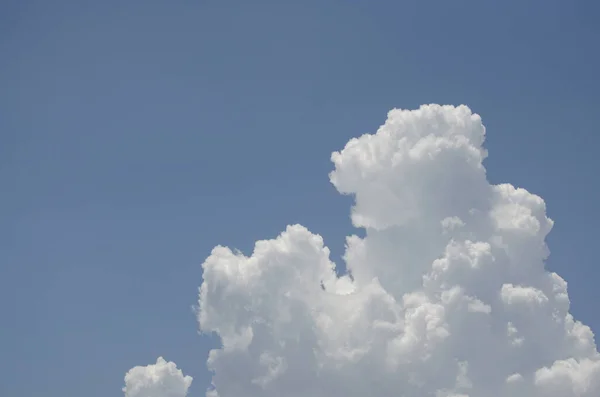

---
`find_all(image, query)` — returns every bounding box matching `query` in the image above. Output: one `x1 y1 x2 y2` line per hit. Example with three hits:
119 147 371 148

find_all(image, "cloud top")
123 357 192 397
198 104 599 396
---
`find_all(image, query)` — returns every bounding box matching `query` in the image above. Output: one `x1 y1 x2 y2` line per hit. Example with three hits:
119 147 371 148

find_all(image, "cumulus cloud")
123 357 192 397
198 104 599 396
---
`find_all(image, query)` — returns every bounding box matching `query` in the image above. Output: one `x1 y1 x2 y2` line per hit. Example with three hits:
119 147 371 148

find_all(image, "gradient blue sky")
2 1 599 396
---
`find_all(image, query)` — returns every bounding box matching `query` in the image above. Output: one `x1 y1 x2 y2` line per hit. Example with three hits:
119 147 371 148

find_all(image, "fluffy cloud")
123 357 192 397
198 104 599 396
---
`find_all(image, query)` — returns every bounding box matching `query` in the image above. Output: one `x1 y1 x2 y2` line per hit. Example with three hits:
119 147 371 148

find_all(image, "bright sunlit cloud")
128 104 599 397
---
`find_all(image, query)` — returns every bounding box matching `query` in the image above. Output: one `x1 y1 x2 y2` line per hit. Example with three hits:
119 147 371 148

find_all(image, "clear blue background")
2 1 599 396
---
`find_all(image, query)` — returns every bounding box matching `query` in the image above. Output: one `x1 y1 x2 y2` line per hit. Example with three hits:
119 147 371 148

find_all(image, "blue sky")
1 1 599 396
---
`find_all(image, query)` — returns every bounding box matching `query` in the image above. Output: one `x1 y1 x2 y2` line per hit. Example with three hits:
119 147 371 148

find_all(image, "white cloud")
123 357 192 397
197 104 599 396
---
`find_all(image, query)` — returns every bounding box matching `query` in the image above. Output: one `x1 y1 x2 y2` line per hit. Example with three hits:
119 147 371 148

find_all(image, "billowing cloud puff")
198 104 600 396
123 357 192 397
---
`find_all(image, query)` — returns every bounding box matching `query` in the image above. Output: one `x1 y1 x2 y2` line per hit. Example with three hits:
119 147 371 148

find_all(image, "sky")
1 1 600 396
